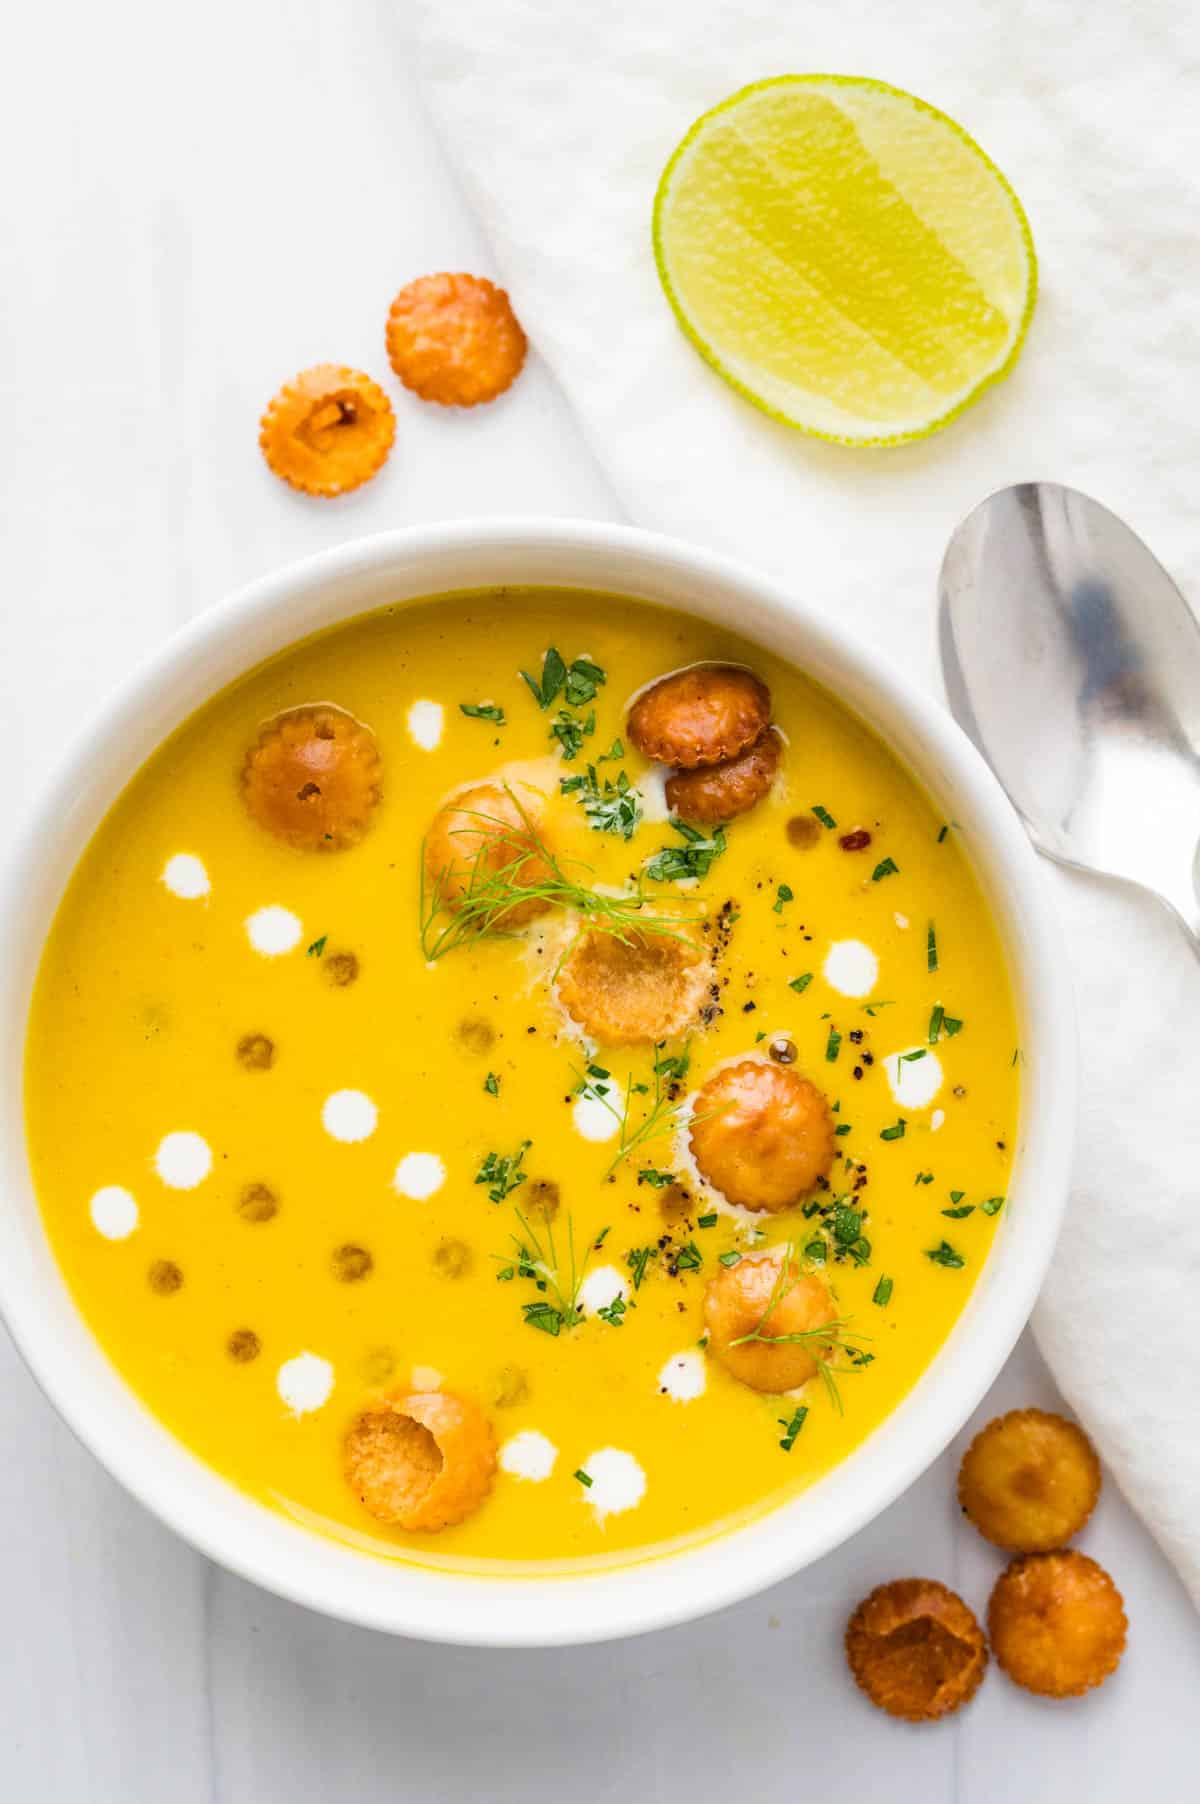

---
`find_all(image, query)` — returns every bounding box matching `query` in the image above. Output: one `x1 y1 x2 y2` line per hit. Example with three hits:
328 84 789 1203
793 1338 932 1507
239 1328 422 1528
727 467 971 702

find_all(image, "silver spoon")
939 481 1200 949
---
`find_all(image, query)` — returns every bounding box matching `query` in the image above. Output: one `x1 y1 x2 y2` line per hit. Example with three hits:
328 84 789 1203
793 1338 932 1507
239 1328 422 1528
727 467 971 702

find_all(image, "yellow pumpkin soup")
24 590 1018 1570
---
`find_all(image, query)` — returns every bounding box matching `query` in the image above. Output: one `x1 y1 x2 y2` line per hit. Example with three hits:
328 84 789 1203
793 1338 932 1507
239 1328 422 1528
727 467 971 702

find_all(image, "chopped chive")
573 1467 593 1488
1012 1047 1023 1066
698 1212 718 1229
834 1123 851 1136
900 1049 927 1064
981 1196 1006 1217
937 824 949 843
804 1237 826 1263
673 1241 702 1273
872 1275 894 1307
863 999 896 1017
942 1204 975 1219
483 1072 500 1096
880 1119 907 1141
871 857 899 881
812 805 837 830
915 1171 934 1186
949 1189 965 1203
825 1025 841 1062
459 701 506 724
637 1167 675 1189
789 973 813 994
778 1406 809 1451
718 1250 743 1268
925 1240 965 1269
306 936 327 958
927 922 939 972
943 1016 964 1037
928 1004 944 1043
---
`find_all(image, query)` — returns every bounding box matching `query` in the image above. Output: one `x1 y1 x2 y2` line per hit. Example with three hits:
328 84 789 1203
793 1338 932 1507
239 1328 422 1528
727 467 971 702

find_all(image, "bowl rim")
0 517 1077 1646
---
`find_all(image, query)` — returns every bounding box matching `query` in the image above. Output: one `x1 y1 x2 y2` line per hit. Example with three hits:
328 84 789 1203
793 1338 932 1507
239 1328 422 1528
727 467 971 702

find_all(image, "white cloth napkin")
407 0 1200 1604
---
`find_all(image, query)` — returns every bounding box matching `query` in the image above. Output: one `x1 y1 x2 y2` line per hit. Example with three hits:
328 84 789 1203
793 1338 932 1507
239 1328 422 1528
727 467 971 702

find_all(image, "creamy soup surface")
25 590 1019 1571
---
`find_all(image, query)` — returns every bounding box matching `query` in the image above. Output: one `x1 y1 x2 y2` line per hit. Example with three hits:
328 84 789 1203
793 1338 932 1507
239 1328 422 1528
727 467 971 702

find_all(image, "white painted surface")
1 2 1194 1797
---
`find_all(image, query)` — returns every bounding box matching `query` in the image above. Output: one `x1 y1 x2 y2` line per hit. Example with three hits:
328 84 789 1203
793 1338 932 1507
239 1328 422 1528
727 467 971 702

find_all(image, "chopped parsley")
812 805 838 830
560 763 642 839
475 1140 531 1203
626 1246 658 1291
773 883 794 914
789 972 813 994
981 1196 1006 1217
697 1212 718 1229
549 707 595 761
637 1167 675 1189
927 921 939 972
672 1241 703 1274
804 1236 826 1264
718 1250 743 1268
833 1205 862 1245
484 1071 500 1096
834 1122 852 1136
872 1275 894 1308
925 1240 965 1269
644 818 727 882
825 1025 842 1062
459 701 506 724
523 1299 565 1335
942 1204 975 1219
520 647 608 711
872 857 899 881
915 1171 934 1186
306 935 327 958
573 1467 593 1488
778 1406 809 1451
596 1295 627 1328
880 1119 907 1141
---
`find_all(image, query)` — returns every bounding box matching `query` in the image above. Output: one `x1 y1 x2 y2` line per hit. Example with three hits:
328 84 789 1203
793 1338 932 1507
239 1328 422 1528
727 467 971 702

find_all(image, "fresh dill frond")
495 1205 591 1336
571 1041 694 1180
727 1241 873 1415
419 787 694 962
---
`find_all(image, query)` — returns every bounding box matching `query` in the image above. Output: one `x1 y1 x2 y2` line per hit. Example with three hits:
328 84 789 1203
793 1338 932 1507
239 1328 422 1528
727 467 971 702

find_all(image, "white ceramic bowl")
0 520 1076 1646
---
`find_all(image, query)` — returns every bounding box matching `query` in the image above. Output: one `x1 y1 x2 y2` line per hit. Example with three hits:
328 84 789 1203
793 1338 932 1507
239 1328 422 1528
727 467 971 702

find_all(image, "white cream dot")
572 1094 620 1143
500 1430 558 1483
277 1352 334 1418
893 912 910 930
161 854 210 899
410 1364 444 1393
637 766 672 823
407 699 444 751
884 1047 944 1110
578 1265 628 1316
89 1186 139 1240
246 905 302 957
580 1448 646 1519
658 1350 707 1402
154 1131 212 1190
823 939 879 997
931 1108 946 1132
393 1152 446 1200
321 1090 378 1143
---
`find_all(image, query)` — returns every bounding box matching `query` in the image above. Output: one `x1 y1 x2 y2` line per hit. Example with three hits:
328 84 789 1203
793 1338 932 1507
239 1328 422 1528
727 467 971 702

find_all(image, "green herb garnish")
872 1276 893 1308
475 1140 531 1203
927 921 939 972
672 1241 702 1273
778 1406 809 1451
459 701 506 724
697 1212 718 1229
773 883 794 915
789 973 813 994
981 1196 1006 1217
644 818 728 883
484 1072 500 1096
626 1246 659 1291
574 1467 593 1488
880 1119 907 1141
942 1204 974 1219
728 1242 871 1413
872 857 899 881
497 1204 589 1336
718 1250 743 1268
926 1240 965 1269
560 762 642 840
549 708 594 761
812 805 838 830
306 935 327 958
826 1025 842 1062
637 1167 675 1189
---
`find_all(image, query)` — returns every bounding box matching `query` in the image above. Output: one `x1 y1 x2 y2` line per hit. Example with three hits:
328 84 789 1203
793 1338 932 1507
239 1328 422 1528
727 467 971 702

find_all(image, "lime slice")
653 76 1036 446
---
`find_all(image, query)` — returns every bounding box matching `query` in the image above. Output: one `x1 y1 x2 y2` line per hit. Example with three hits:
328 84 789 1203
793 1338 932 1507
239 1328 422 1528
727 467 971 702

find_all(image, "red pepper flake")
839 829 872 851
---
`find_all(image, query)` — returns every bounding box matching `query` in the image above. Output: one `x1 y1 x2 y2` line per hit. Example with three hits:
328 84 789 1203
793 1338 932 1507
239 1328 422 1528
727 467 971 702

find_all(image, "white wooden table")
3 5 1196 1795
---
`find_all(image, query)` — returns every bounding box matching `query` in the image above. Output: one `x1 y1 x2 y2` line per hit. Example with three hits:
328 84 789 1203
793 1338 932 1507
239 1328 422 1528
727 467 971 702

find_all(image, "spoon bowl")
939 482 1200 945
